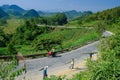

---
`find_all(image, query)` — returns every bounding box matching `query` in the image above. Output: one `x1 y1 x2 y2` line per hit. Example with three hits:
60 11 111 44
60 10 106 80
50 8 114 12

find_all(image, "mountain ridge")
0 4 92 19
1 4 25 13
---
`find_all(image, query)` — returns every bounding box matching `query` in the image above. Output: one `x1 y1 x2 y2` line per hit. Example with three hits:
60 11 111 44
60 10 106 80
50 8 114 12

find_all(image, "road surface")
16 41 99 80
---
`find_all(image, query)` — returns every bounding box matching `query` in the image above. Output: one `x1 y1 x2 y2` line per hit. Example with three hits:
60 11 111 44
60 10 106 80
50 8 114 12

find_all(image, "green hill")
9 5 25 13
0 8 9 18
1 4 25 14
64 10 92 20
23 9 39 18
1 5 24 17
71 6 120 26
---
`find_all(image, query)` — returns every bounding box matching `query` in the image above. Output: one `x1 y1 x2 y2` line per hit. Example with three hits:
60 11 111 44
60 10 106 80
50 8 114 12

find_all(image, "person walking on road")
69 58 74 69
89 53 93 60
43 66 48 79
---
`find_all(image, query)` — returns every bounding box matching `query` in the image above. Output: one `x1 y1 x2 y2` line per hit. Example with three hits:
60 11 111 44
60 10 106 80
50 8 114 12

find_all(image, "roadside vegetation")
0 59 25 80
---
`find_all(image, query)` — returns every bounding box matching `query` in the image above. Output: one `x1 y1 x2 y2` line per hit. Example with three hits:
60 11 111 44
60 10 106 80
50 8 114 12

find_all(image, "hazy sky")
0 0 120 12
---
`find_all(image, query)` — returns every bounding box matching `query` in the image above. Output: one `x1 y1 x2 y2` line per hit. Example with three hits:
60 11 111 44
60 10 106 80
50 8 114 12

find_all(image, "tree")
85 31 120 80
35 38 62 51
0 28 6 47
36 13 68 25
95 21 106 36
53 13 68 25
0 18 7 26
6 41 17 55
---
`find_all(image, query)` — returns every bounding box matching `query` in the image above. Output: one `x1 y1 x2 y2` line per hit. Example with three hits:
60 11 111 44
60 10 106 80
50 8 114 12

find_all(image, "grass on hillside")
0 19 99 55
0 28 99 55
3 19 24 34
18 28 99 55
68 20 105 27
12 21 119 54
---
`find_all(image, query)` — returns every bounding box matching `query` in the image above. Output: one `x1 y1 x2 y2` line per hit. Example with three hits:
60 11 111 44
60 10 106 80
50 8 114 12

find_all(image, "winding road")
16 41 99 80
16 31 113 80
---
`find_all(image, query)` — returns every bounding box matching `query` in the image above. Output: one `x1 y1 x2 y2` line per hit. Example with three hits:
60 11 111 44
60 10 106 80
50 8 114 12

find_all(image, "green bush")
0 59 24 80
45 75 66 80
6 41 17 55
85 31 120 80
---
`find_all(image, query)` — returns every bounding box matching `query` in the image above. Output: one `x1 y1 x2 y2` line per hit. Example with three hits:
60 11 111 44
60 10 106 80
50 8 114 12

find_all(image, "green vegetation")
3 19 24 34
6 41 17 55
68 6 119 26
0 17 99 55
0 47 6 55
34 28 99 52
64 10 92 20
0 10 99 55
36 13 67 25
0 59 25 80
0 28 10 47
0 18 7 26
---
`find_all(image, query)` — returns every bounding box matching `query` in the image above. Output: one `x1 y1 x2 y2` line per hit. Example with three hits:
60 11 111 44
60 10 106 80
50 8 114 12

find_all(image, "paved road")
27 41 99 71
16 41 99 80
16 31 113 80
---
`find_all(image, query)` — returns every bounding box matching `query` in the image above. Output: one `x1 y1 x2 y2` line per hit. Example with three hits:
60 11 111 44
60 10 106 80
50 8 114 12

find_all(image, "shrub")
0 59 24 80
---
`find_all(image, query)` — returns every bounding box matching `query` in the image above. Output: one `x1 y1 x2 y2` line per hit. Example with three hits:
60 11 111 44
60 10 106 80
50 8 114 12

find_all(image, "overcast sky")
0 0 120 12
